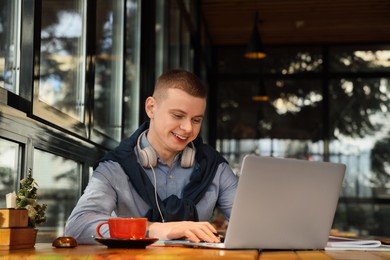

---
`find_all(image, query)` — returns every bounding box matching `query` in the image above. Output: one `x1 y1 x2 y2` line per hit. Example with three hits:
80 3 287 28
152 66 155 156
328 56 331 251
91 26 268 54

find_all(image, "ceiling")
200 0 390 46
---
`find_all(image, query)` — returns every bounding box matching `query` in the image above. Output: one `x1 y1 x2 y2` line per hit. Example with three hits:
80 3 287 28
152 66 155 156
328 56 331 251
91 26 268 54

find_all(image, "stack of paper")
325 236 390 251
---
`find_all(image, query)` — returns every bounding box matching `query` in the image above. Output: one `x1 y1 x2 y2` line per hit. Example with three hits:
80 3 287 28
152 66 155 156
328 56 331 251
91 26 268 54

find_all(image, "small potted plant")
15 168 47 242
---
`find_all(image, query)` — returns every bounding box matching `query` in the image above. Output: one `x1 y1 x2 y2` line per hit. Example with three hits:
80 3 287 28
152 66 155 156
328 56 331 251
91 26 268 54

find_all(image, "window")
92 1 125 142
167 0 193 70
29 0 141 143
328 46 390 236
155 0 168 78
33 0 87 136
215 45 390 237
0 0 142 242
179 1 192 71
329 46 390 72
33 149 82 242
123 0 141 138
217 78 323 142
0 0 21 93
0 138 22 208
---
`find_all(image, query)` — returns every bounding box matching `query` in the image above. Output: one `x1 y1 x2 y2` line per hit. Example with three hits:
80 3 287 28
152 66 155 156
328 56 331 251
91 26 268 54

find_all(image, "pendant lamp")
244 12 266 59
252 80 269 102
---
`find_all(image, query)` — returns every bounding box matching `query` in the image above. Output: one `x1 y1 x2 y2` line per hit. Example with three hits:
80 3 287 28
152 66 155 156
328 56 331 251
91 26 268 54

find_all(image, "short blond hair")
153 69 207 100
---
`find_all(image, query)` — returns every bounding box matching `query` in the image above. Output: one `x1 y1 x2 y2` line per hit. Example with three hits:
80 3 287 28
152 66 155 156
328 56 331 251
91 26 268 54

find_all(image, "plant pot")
0 227 38 250
0 208 28 228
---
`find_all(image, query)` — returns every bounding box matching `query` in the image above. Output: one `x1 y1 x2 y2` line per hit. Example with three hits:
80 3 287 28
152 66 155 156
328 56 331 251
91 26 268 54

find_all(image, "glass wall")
0 138 22 208
123 0 141 138
92 1 124 142
156 0 193 75
33 149 82 242
216 45 390 237
0 0 142 242
30 0 141 142
35 0 87 124
155 0 168 78
328 46 390 236
0 0 21 94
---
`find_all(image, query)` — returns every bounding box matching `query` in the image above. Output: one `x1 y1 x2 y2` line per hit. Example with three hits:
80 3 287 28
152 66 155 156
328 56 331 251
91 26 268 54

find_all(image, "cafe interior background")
1 0 390 242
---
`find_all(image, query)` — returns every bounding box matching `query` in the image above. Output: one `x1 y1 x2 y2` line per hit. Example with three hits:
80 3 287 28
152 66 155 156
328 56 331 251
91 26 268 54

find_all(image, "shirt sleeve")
215 162 239 220
64 161 123 244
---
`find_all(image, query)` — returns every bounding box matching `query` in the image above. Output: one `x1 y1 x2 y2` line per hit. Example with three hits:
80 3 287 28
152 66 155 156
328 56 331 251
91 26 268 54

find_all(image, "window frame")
31 0 89 139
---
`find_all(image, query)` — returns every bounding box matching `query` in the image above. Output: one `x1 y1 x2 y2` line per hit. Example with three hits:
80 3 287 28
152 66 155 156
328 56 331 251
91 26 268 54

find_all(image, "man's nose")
180 119 192 132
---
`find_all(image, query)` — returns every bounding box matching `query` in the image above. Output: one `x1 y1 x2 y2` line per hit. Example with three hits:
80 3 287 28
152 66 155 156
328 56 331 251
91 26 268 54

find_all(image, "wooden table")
1 243 390 260
259 250 390 259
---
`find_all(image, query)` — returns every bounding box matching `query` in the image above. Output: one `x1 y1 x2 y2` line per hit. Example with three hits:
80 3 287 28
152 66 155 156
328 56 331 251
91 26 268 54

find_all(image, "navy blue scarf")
94 122 227 222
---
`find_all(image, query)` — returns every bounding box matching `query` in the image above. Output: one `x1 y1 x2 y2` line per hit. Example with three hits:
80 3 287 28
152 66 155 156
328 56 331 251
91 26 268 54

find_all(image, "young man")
64 69 238 244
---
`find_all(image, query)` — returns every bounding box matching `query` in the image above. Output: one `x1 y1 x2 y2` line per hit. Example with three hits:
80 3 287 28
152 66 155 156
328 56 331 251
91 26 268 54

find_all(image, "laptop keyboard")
200 233 225 243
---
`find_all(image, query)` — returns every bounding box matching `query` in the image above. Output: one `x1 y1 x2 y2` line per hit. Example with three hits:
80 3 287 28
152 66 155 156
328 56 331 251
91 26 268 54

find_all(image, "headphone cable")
150 163 165 223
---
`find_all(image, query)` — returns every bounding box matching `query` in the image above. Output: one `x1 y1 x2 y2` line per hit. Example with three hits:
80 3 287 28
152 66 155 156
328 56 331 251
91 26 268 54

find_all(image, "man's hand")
148 221 220 243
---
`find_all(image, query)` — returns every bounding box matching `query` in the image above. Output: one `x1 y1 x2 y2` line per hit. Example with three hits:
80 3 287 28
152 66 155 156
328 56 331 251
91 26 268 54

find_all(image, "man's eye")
173 114 183 119
192 118 202 124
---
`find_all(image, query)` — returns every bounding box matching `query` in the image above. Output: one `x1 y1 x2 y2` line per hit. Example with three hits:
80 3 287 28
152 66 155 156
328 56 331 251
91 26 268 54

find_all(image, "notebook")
164 154 346 250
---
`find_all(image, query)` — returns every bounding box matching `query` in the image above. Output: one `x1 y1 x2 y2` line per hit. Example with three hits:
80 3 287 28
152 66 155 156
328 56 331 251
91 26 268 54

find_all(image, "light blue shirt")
64 136 238 244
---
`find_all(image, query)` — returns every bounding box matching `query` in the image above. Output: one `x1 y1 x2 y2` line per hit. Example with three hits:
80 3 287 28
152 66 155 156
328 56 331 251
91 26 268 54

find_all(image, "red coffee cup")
96 218 147 239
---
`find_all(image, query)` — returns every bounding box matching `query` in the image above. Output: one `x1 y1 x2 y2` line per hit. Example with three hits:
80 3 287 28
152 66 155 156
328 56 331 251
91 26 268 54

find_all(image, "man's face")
146 88 206 157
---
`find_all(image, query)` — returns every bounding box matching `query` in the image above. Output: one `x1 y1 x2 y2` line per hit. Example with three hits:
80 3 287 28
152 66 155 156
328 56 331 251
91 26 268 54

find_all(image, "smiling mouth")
173 133 188 141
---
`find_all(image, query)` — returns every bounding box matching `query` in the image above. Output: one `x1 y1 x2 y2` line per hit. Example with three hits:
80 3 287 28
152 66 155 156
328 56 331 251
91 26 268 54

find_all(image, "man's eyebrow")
170 108 187 114
170 109 204 118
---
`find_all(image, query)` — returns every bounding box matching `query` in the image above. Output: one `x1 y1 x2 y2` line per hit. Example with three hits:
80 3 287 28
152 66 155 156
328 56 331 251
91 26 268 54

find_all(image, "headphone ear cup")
181 146 195 168
138 146 158 168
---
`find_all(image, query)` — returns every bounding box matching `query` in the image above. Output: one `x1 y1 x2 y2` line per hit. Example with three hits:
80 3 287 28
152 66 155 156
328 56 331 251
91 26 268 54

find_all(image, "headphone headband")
136 130 195 168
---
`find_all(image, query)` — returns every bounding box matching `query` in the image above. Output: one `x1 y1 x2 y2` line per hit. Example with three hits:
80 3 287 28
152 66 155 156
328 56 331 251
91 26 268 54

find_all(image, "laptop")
164 154 346 250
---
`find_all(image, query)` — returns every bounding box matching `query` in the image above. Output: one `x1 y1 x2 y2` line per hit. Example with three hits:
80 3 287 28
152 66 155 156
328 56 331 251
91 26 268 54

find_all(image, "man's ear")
145 96 156 119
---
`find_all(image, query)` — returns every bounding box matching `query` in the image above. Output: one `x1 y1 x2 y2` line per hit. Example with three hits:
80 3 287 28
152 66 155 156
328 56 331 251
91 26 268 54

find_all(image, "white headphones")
136 130 196 168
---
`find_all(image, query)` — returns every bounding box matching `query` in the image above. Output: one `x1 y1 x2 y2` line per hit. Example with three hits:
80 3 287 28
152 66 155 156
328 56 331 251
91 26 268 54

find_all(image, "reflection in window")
156 0 192 80
330 46 390 72
217 46 323 75
123 0 141 138
217 79 323 140
0 0 21 93
216 45 390 237
180 1 191 71
264 49 323 74
329 78 390 139
169 0 180 69
155 0 167 78
330 128 390 237
329 77 390 196
38 0 86 122
93 0 124 141
33 149 81 242
217 138 324 175
0 138 21 208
